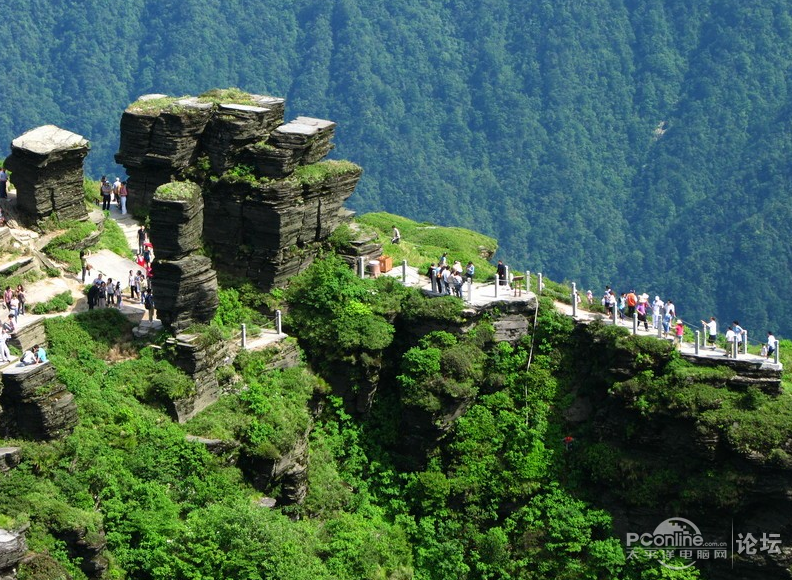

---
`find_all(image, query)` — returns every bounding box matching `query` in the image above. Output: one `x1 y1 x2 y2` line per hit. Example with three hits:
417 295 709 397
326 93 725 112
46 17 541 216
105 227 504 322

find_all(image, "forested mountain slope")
3 0 792 332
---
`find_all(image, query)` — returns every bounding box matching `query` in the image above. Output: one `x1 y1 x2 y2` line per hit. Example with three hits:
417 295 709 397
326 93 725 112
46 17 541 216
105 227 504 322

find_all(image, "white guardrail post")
571 282 577 317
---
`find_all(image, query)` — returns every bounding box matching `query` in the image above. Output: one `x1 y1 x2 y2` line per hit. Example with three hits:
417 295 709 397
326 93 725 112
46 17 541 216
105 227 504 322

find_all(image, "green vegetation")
357 212 499 280
291 160 361 185
83 177 101 206
127 95 184 114
31 290 74 314
197 87 258 106
221 163 259 184
3 225 759 578
153 180 200 202
95 218 133 259
41 221 98 272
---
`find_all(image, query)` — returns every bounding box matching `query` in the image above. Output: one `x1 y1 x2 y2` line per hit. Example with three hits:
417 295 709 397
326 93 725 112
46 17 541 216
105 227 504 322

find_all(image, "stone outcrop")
57 527 108 578
115 89 362 292
0 362 77 440
5 125 90 226
203 161 361 289
163 332 234 423
0 527 27 576
115 96 214 213
150 182 219 332
238 426 310 506
335 221 384 267
680 352 783 394
0 447 20 473
203 101 285 174
8 318 47 353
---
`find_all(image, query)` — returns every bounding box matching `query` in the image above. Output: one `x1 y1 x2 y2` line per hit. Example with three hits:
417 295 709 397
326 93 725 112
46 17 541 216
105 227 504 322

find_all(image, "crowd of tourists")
591 286 776 359
99 176 129 214
81 225 156 321
425 252 476 297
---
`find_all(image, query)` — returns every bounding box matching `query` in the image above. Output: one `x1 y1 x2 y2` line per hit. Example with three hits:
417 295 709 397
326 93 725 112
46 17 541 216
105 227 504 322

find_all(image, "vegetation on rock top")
154 180 201 202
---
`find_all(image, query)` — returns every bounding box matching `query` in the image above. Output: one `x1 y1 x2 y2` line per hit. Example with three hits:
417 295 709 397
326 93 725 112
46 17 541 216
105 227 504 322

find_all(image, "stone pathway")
377 261 782 372
380 262 535 307
554 301 782 371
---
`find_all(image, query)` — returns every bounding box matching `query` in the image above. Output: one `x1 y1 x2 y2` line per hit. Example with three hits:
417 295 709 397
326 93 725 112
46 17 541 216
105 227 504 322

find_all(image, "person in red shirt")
626 290 637 318
675 320 685 349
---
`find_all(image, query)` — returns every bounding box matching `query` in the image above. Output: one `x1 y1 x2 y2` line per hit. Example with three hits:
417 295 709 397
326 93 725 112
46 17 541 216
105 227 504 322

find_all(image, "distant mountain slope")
3 0 792 332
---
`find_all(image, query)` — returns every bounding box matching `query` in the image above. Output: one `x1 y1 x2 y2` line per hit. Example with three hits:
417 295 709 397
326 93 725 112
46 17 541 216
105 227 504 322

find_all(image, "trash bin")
368 260 381 278
378 255 393 273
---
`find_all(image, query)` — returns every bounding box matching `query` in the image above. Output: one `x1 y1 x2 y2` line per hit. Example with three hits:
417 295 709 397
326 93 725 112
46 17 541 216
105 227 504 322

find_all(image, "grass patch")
0 269 44 295
291 160 361 185
83 177 102 206
42 221 98 272
357 212 498 280
127 95 185 114
197 88 257 106
154 181 201 202
31 291 74 315
252 140 277 151
95 219 133 259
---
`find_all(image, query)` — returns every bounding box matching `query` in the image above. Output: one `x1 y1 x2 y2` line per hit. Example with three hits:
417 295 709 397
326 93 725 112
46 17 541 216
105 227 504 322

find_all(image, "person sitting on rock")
20 348 36 366
34 344 47 364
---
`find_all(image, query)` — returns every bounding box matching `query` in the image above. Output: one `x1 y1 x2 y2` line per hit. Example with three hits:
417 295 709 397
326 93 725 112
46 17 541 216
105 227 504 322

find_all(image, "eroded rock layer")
0 362 77 440
203 162 361 289
5 125 90 225
151 256 218 333
115 90 360 291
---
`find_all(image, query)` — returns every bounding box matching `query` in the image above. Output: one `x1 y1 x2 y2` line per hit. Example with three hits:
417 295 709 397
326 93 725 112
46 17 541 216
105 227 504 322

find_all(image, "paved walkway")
380 263 534 307
379 262 783 372
555 302 782 370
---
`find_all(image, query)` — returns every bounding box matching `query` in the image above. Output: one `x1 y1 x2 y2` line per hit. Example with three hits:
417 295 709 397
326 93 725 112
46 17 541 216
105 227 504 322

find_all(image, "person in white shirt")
725 326 735 357
652 296 664 329
701 316 717 350
0 167 8 199
0 327 10 362
391 225 401 244
767 331 777 359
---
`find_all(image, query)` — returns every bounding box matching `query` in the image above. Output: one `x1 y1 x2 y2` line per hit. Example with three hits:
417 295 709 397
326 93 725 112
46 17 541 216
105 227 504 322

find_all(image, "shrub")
153 181 200 202
31 291 74 314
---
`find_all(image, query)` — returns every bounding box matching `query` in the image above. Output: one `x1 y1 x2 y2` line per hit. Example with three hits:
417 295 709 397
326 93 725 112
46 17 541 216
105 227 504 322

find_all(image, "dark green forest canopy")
3 0 792 333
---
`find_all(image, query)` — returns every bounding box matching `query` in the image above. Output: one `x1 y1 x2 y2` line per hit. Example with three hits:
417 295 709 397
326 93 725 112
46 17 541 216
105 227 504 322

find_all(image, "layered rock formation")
0 362 77 440
150 181 218 332
0 527 27 577
115 96 214 213
5 125 90 226
163 331 233 423
8 318 47 353
238 425 310 506
116 89 361 291
203 160 361 288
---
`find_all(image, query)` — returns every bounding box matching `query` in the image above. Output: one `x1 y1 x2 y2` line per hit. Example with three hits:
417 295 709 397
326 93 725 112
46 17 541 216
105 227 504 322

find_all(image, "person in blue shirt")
34 344 47 364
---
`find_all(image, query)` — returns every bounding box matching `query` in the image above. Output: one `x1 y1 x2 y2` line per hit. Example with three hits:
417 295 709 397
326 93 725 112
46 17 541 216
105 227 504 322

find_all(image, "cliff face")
0 362 77 441
203 161 361 289
116 90 361 292
564 322 792 580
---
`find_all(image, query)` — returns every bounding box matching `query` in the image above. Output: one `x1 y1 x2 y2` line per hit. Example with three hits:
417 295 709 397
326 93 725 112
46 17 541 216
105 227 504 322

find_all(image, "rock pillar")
5 125 90 226
150 181 219 331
